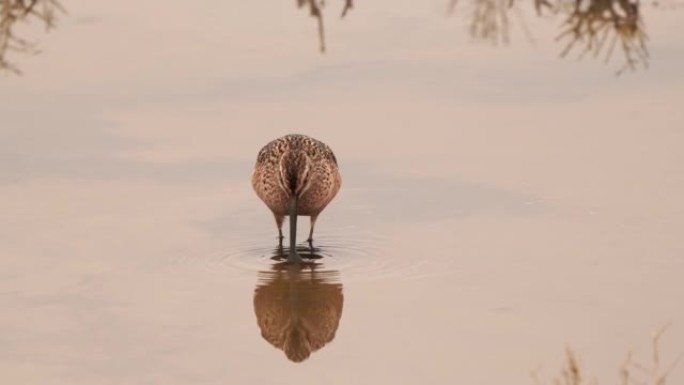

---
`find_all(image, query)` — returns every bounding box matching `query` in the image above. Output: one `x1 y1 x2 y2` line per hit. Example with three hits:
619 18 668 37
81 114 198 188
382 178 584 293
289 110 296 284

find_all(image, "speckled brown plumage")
252 134 341 244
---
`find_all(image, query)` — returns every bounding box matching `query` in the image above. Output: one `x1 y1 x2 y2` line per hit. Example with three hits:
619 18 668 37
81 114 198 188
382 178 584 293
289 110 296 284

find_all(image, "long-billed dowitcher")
252 134 341 263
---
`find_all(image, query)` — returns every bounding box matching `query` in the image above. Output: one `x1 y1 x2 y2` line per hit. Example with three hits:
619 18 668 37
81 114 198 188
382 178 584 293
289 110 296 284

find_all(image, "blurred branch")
450 0 650 75
0 0 64 74
450 0 518 45
342 0 354 17
554 0 648 75
297 0 354 53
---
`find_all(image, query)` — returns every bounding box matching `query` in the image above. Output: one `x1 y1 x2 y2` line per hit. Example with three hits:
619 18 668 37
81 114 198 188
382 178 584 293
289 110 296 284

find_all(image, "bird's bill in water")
288 196 302 263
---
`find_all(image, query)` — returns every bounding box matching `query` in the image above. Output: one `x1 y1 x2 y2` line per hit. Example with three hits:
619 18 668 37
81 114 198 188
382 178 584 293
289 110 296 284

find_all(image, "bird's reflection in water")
253 246 343 363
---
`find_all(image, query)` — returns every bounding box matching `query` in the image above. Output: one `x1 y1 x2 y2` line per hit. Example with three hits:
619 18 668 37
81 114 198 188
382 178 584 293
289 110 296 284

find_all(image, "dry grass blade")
535 326 682 385
628 324 684 385
619 350 633 385
563 346 582 385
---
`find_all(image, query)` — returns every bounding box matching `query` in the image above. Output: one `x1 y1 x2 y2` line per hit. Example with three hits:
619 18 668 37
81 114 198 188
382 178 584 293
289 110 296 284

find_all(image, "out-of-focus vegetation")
449 0 650 74
0 0 63 73
302 0 675 74
297 0 354 52
1 0 682 75
532 326 683 385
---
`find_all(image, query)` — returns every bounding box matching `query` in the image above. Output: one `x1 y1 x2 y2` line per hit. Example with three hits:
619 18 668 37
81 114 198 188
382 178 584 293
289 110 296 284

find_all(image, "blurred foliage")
450 0 524 45
305 0 673 74
0 0 63 74
532 326 683 385
1 0 682 75
449 0 651 74
552 0 648 75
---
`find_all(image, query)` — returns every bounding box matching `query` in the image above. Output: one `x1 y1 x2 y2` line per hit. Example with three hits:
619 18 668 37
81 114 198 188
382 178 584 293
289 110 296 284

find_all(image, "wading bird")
252 134 341 263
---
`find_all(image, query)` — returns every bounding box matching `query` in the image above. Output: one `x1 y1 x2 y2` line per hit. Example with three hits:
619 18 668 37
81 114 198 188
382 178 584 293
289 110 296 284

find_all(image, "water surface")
1 0 684 384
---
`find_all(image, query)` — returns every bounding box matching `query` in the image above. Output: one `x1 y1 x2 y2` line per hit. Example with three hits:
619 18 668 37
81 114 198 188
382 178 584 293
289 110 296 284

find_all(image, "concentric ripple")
188 228 457 282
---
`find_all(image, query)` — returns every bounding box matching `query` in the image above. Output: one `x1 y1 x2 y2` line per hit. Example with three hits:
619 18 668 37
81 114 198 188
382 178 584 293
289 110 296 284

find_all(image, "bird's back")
255 134 338 167
252 134 341 216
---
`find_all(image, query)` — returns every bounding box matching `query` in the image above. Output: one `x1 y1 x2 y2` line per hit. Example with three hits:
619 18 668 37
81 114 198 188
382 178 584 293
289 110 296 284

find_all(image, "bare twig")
341 0 353 18
0 0 64 74
448 0 650 74
453 0 517 45
297 0 353 53
554 0 648 75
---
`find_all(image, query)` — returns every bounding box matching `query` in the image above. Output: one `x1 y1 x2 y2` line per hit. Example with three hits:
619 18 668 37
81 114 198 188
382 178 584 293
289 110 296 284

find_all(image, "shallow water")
1 0 684 384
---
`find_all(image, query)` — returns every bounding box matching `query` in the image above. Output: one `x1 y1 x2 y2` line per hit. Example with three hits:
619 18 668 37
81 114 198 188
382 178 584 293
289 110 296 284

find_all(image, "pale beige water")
1 1 683 384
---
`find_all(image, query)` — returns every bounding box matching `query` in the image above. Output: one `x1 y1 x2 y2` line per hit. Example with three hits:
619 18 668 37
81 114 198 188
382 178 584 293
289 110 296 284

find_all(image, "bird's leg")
276 243 286 260
274 214 285 246
307 214 318 243
288 197 302 263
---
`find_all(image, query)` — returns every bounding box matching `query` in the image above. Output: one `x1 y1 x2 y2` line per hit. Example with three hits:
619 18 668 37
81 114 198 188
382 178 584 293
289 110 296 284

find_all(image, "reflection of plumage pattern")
252 134 341 242
253 265 343 362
